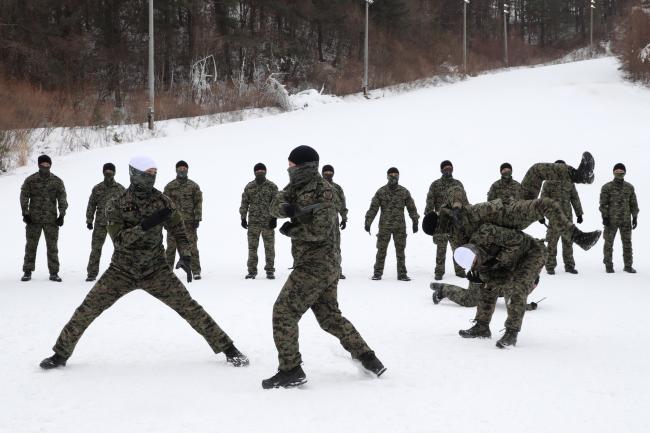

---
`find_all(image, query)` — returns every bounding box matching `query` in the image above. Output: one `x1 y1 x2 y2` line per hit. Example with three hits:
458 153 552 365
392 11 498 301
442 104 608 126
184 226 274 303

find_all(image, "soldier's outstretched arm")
57 179 68 216
364 192 380 228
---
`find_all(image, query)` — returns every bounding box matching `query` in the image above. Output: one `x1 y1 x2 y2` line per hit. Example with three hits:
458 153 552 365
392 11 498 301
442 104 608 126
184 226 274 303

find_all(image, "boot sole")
262 377 307 389
496 341 516 349
459 332 492 339
581 151 595 184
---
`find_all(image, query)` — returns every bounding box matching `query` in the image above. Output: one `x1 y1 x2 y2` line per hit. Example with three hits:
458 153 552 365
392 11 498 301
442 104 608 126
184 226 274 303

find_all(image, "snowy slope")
1 57 649 433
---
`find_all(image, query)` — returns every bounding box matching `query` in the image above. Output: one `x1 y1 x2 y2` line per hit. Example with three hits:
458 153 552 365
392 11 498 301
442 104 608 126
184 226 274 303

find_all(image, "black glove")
602 217 610 228
269 218 277 229
632 216 637 230
528 302 538 311
56 215 65 227
538 218 545 225
141 207 172 231
364 224 371 233
577 215 583 224
340 220 346 230
241 218 248 229
23 215 32 225
281 203 299 218
175 256 193 283
279 221 297 236
413 222 419 233
87 223 93 230
466 271 483 284
194 220 200 229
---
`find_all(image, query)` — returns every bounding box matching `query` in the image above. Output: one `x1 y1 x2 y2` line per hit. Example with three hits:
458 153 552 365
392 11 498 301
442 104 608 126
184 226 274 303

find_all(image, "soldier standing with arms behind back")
164 160 203 280
540 160 584 275
425 160 468 280
85 163 125 282
365 167 419 281
20 154 68 282
240 162 278 279
600 163 639 273
322 164 348 279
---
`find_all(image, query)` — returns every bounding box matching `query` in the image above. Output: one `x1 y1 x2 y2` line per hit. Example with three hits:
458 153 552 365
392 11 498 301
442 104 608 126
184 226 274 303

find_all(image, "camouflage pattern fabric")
487 177 523 204
246 224 275 274
520 162 574 200
86 179 126 278
441 281 536 308
330 180 348 276
270 163 372 371
240 178 278 275
20 171 68 273
164 178 203 273
366 182 419 277
469 224 546 331
52 186 233 359
600 178 639 267
541 180 582 271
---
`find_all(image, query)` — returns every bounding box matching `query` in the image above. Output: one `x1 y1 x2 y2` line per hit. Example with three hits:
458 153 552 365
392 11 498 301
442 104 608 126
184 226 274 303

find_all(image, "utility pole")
463 0 470 74
363 0 374 97
148 0 155 130
503 3 509 66
590 0 596 49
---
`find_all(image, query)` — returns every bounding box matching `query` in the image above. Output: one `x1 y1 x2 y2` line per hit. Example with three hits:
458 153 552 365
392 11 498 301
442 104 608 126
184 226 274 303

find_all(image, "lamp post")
147 0 155 130
363 0 374 97
503 3 509 66
463 0 470 74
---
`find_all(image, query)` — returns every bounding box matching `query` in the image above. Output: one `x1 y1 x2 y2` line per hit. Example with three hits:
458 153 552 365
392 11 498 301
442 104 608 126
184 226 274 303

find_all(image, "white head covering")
454 246 477 271
129 156 157 171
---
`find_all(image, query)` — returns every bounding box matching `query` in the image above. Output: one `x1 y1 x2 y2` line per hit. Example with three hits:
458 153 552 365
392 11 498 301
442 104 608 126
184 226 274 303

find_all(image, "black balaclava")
288 146 319 190
254 162 267 184
440 160 453 178
103 162 116 185
387 167 399 187
38 154 52 176
500 162 512 179
129 156 157 197
322 164 334 182
176 160 189 180
613 163 626 180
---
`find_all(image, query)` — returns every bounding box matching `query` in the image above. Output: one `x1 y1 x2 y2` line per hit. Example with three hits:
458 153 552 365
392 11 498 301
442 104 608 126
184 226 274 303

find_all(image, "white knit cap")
129 156 157 171
454 246 477 271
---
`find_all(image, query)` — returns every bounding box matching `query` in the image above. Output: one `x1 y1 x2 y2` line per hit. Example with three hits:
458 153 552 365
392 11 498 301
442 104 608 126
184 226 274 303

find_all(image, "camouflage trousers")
475 241 546 331
442 281 536 308
52 265 233 359
491 198 575 238
433 234 464 277
545 225 575 271
86 225 109 279
246 224 275 275
167 224 201 274
603 223 633 268
521 163 573 200
23 223 59 274
273 268 372 371
374 228 407 277
333 225 343 276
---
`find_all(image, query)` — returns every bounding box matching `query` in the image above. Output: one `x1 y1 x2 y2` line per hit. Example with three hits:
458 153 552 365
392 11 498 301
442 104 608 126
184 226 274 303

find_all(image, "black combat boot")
49 274 62 282
358 352 387 377
266 272 275 280
434 274 443 281
430 282 446 305
40 353 68 369
605 265 614 273
496 328 519 349
21 271 32 282
565 267 578 274
224 345 249 367
572 228 601 251
397 274 411 281
245 273 256 279
193 273 202 280
568 151 595 184
371 273 382 280
85 275 96 282
459 321 492 339
262 366 307 389
546 269 555 275
339 274 346 280
624 266 637 274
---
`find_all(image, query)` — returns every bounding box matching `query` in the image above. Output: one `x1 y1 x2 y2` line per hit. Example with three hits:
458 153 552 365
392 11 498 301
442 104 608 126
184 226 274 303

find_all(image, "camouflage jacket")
487 177 523 204
541 180 582 219
425 176 466 215
270 175 337 271
107 187 190 279
163 178 203 223
86 179 126 226
469 223 541 286
240 179 279 226
366 184 419 229
329 181 348 223
20 172 68 224
599 178 639 225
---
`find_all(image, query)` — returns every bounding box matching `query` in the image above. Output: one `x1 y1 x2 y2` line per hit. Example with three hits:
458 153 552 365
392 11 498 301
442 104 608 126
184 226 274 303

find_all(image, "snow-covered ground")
1 57 649 433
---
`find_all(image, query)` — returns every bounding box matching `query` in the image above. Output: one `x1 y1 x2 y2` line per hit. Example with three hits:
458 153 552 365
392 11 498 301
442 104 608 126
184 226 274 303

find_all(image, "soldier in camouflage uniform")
520 151 595 199
455 224 546 348
240 162 278 279
600 163 639 273
85 163 125 281
39 156 248 370
262 146 384 389
322 164 348 279
430 278 540 311
20 155 68 282
487 162 522 204
164 161 203 279
365 167 420 281
540 160 584 275
425 160 468 280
